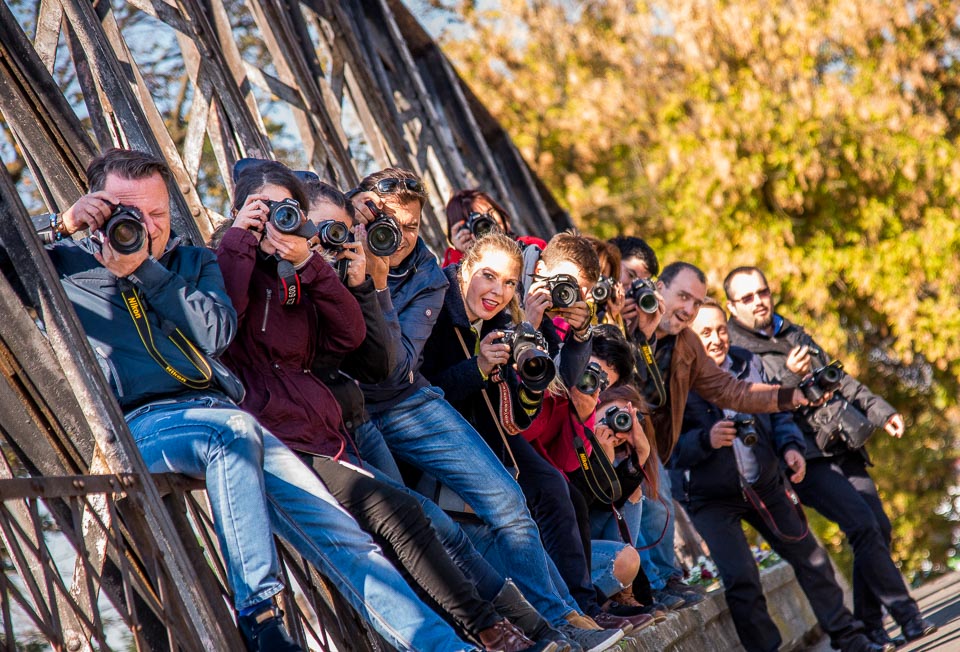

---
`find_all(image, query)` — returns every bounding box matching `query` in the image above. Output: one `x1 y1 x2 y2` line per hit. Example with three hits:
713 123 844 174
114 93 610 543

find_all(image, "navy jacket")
359 237 448 413
48 237 238 411
670 346 804 505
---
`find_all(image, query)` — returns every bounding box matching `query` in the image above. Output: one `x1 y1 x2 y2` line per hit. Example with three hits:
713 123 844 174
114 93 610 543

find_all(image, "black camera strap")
121 288 213 390
635 333 667 408
570 410 623 504
276 259 302 306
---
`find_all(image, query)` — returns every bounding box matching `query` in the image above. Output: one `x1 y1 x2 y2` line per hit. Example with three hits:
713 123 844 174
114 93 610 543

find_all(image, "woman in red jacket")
215 160 537 652
442 189 547 267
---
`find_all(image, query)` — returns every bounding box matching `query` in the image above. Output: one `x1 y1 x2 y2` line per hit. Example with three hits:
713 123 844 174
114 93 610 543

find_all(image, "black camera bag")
814 399 876 451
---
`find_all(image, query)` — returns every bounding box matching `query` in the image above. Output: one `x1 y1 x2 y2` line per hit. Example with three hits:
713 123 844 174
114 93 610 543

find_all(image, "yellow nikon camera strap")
121 288 213 389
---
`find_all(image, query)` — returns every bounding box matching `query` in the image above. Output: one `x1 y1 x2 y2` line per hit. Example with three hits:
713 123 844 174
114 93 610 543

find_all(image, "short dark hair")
659 261 706 287
608 236 659 277
358 167 427 209
540 230 601 284
231 160 309 215
87 148 173 192
722 266 767 300
591 327 635 386
303 179 355 224
445 189 514 239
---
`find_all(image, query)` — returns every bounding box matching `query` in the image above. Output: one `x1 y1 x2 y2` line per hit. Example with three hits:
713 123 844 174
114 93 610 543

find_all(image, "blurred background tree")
425 0 960 580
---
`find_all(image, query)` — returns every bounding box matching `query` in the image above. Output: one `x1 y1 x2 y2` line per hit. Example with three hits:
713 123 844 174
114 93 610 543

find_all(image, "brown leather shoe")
478 619 536 651
591 610 635 634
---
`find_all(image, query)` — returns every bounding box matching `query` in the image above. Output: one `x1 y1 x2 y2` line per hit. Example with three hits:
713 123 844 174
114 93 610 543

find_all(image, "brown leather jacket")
654 328 795 462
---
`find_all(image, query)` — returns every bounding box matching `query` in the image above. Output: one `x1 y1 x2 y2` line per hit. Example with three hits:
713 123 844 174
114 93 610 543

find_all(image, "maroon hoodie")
217 228 365 457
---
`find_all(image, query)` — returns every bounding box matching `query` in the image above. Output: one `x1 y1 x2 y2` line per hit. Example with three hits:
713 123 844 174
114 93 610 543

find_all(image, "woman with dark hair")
585 237 627 333
443 189 547 267
215 160 539 651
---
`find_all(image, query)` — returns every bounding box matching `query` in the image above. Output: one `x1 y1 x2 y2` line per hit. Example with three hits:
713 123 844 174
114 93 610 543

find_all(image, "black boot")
238 602 302 652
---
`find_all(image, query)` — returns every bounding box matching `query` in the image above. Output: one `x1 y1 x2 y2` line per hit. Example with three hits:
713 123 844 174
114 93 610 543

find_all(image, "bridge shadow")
887 573 960 652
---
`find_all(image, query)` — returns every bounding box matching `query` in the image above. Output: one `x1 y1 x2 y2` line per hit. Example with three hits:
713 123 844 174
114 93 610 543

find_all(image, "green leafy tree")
430 0 960 578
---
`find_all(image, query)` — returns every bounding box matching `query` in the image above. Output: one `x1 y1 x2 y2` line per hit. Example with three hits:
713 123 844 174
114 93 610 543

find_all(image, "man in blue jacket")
349 168 625 652
670 302 891 652
45 148 481 652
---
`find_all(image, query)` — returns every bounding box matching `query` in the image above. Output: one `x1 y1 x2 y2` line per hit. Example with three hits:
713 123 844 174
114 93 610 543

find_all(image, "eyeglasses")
362 177 426 197
730 287 771 305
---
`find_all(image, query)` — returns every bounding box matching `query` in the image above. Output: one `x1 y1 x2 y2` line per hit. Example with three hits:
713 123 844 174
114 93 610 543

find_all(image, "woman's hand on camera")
337 239 366 288
605 283 625 322
451 221 475 253
477 330 510 377
263 223 312 266
594 422 618 463
233 194 270 240
624 402 651 464
524 281 553 329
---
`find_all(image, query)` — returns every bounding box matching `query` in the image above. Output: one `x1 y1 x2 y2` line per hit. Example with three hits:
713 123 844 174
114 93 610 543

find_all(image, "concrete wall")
616 562 824 652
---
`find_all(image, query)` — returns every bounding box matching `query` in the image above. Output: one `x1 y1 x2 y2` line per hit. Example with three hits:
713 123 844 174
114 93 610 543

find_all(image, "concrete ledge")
614 562 822 651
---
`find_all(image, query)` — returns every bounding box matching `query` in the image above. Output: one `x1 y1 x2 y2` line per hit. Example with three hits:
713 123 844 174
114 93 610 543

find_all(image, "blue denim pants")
636 459 679 590
356 386 576 626
589 502 641 599
126 395 472 652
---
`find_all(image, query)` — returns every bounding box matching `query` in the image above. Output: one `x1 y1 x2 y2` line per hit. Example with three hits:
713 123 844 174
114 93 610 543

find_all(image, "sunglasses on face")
731 287 771 305
362 177 426 197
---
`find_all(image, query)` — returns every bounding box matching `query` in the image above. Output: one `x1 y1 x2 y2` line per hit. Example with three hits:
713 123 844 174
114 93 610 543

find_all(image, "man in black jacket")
673 303 890 652
723 266 934 647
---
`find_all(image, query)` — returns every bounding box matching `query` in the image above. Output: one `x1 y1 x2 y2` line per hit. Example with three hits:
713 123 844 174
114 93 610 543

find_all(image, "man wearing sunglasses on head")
723 266 934 648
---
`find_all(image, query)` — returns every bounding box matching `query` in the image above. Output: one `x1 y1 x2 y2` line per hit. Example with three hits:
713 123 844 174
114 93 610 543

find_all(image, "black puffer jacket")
669 347 804 506
727 315 896 459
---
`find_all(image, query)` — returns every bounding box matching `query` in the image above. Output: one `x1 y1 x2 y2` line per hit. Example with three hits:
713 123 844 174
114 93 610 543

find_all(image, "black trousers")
794 452 920 629
511 435 599 614
305 455 500 636
688 481 863 652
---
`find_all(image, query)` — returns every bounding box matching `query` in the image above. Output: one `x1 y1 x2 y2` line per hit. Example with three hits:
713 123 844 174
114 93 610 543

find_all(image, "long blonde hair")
457 232 525 324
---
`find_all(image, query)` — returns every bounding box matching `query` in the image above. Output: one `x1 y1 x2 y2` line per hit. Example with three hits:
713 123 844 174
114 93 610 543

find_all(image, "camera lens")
611 410 633 433
516 350 556 392
819 365 843 386
470 214 496 238
637 292 659 313
271 203 303 233
553 283 578 308
105 208 147 255
367 218 401 257
318 220 350 247
592 282 610 304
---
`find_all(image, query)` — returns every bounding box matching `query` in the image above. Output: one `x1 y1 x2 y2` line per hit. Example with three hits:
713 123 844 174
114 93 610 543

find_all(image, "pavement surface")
810 571 960 651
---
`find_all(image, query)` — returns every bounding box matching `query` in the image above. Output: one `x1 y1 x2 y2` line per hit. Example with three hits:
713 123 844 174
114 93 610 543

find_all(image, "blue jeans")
590 499 642 544
591 540 629 599
356 386 575 626
127 395 472 651
636 459 679 590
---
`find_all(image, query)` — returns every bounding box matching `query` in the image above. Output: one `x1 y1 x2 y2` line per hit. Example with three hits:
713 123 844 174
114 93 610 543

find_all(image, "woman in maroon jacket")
215 160 538 652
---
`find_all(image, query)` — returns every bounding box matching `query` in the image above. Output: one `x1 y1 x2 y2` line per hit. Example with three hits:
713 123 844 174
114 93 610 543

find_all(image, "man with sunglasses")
348 169 625 652
723 266 935 647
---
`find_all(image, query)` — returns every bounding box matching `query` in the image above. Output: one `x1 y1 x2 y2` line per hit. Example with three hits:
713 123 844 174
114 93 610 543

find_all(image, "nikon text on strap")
570 410 622 504
635 333 667 409
122 287 213 389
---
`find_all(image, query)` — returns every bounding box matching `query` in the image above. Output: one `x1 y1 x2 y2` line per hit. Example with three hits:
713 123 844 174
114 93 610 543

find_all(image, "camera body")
497 322 556 391
625 278 659 314
798 360 844 403
266 198 317 240
466 211 498 239
599 405 633 434
576 361 609 395
103 204 148 255
545 274 581 308
591 275 614 306
731 414 759 447
364 201 402 257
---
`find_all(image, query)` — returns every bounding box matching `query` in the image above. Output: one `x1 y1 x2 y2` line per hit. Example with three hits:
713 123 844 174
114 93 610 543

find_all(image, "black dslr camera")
266 198 317 240
731 414 759 447
591 275 615 306
103 204 148 255
798 360 844 403
364 201 402 257
625 278 659 314
466 211 498 239
599 405 633 433
496 322 556 392
315 220 353 283
575 361 609 395
545 274 580 308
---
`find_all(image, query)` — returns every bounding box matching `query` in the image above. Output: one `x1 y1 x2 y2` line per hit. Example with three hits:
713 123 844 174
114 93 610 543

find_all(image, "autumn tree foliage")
429 0 960 577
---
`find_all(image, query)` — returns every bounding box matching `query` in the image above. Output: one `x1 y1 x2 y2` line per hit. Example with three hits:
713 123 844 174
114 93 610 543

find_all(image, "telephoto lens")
104 204 147 255
731 414 759 447
499 322 556 392
599 405 634 433
626 278 659 314
799 360 844 402
547 274 580 308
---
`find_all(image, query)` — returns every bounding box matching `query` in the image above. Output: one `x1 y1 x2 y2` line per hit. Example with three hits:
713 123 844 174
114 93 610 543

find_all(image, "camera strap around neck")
569 409 622 504
121 287 213 390
276 258 301 306
635 333 667 409
453 327 521 478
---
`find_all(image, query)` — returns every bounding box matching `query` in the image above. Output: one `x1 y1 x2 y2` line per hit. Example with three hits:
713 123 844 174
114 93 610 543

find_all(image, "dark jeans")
688 480 863 652
305 455 500 636
794 453 920 629
511 435 600 615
